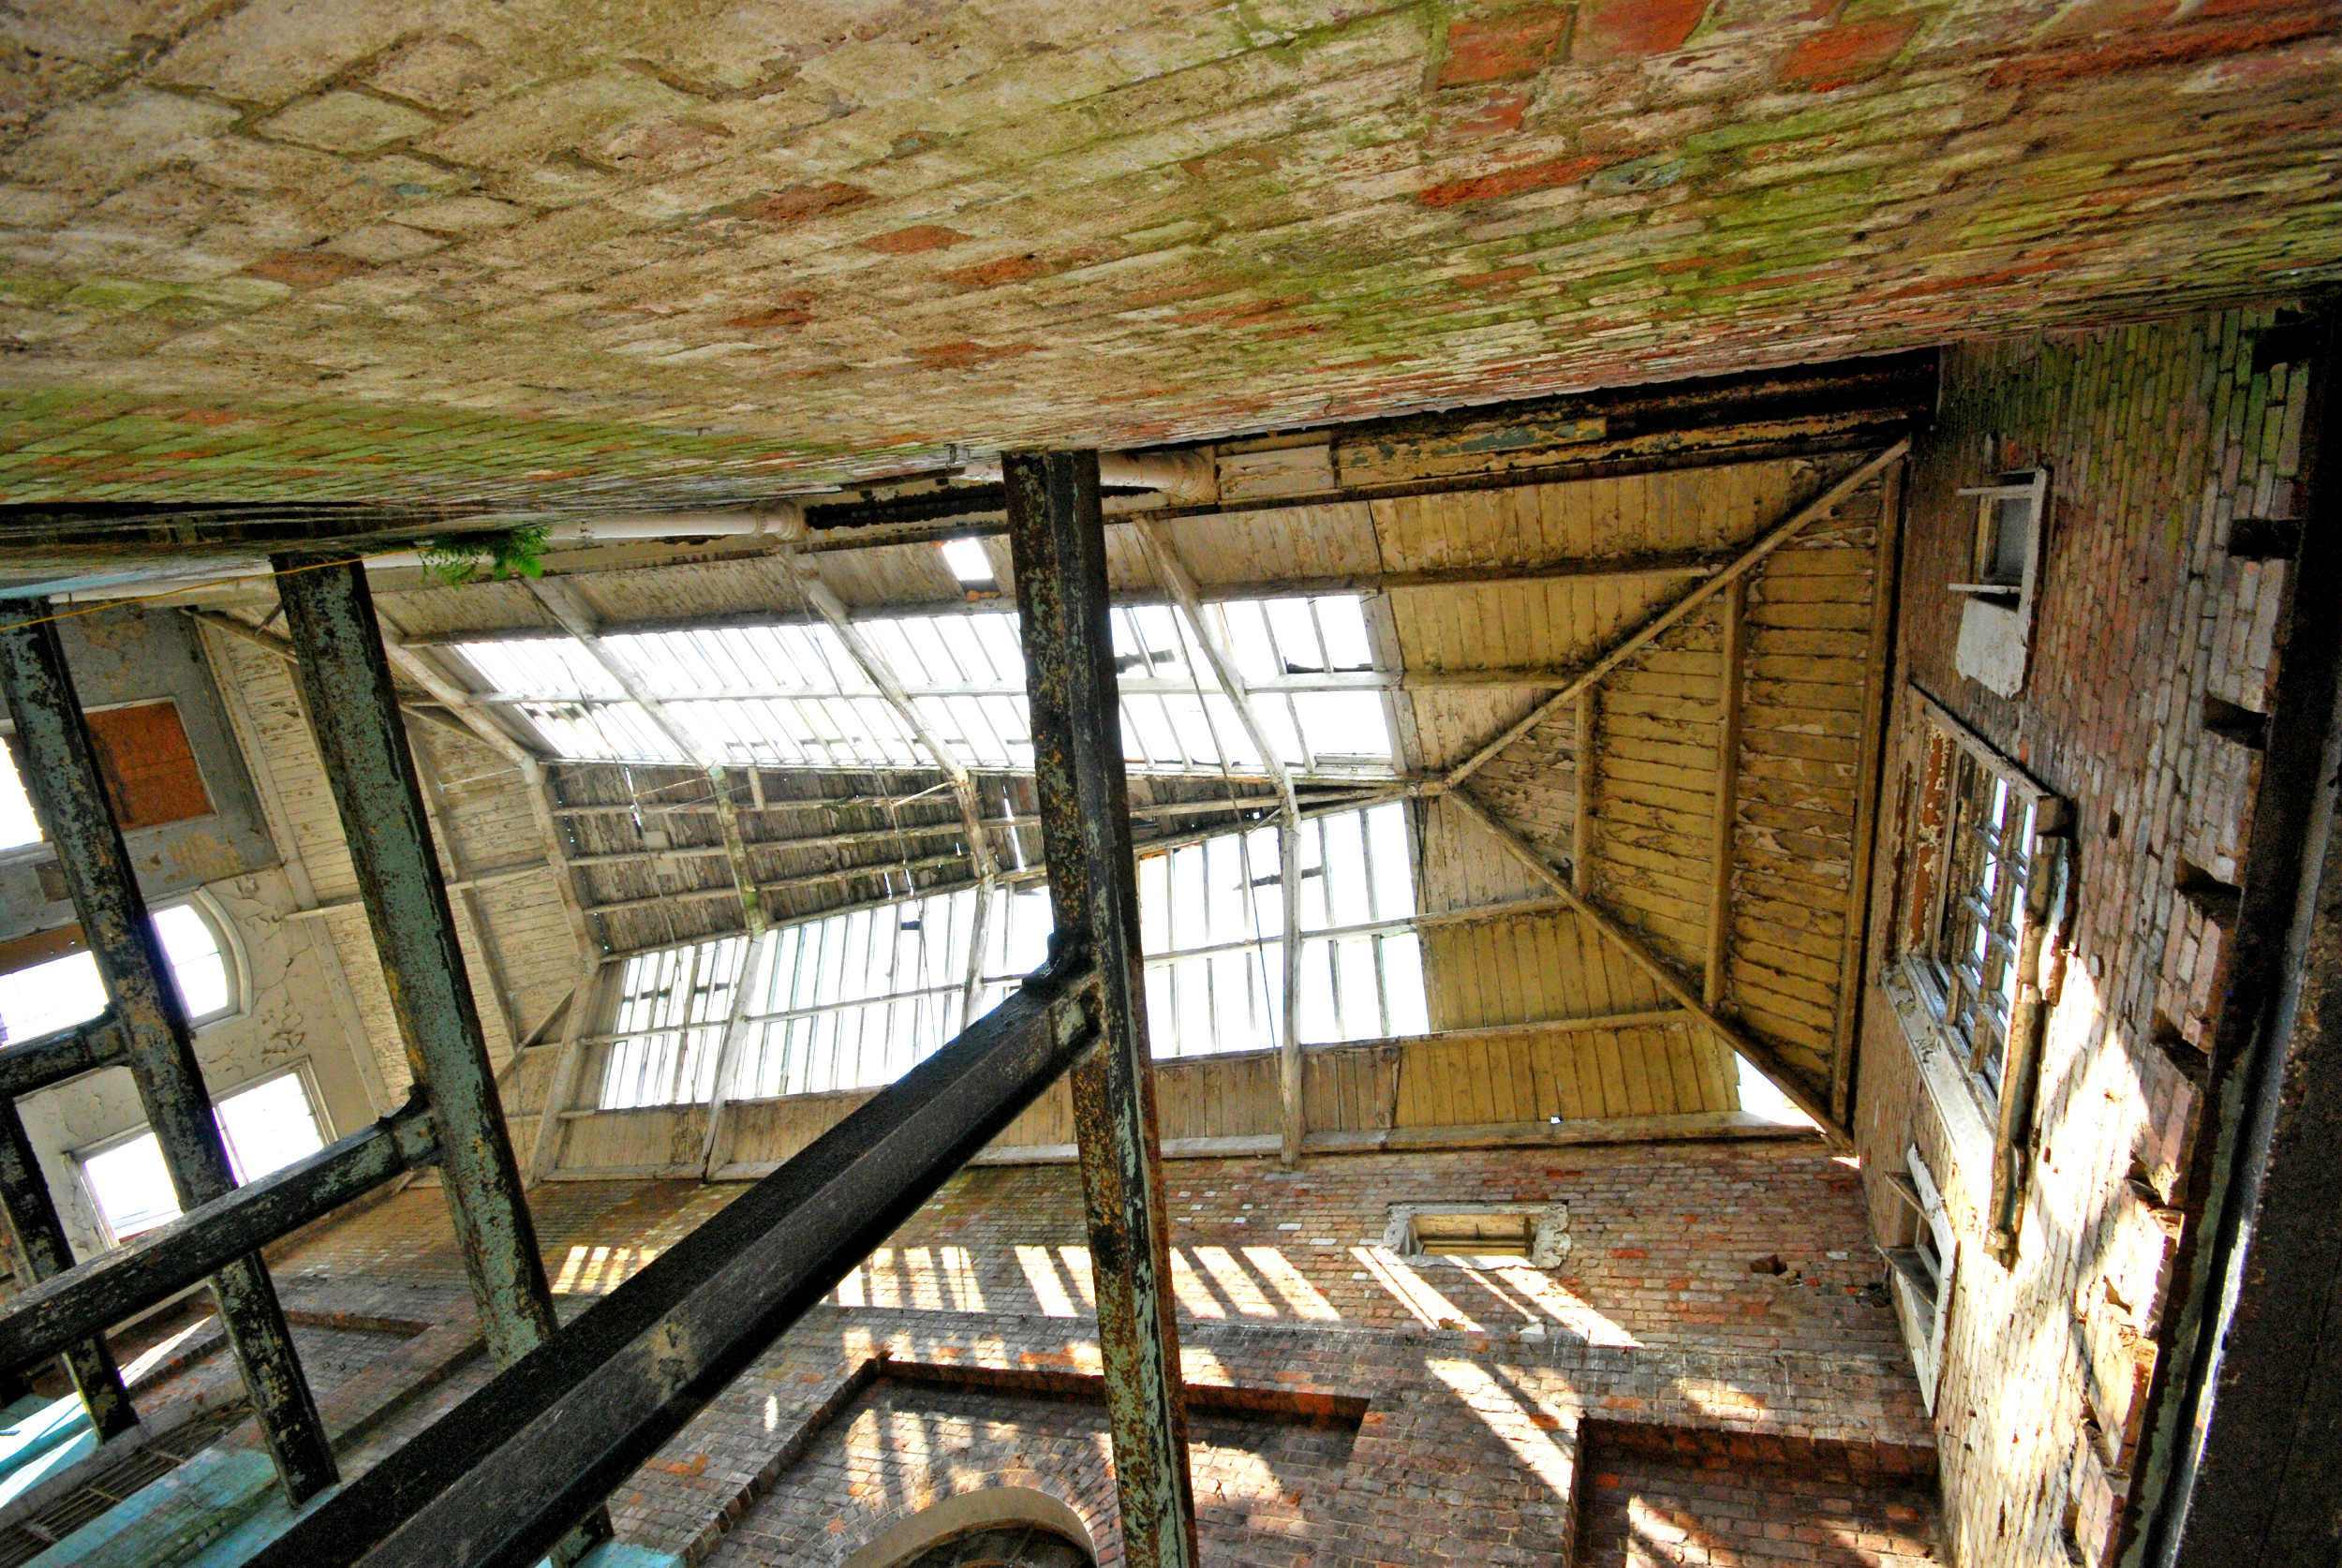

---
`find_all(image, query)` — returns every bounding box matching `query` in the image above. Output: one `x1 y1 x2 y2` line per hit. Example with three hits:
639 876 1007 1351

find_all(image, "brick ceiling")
0 0 2335 510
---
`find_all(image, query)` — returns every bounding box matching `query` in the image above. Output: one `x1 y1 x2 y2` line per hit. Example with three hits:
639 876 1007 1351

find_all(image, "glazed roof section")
450 596 1395 780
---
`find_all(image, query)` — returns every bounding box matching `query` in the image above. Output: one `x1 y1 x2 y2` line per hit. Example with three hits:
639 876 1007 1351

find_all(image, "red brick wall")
1852 303 2309 1567
193 1140 1938 1566
1575 1422 1939 1568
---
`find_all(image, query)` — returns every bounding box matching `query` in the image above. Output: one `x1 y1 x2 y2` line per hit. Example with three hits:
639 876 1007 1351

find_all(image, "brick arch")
829 1475 1115 1568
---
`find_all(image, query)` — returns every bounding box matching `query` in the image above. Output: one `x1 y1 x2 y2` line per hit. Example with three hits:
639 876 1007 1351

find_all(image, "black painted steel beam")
799 351 1938 535
0 605 338 1501
273 556 563 1374
0 1013 127 1100
0 1098 135 1438
243 973 1097 1568
0 1096 437 1376
1003 450 1199 1568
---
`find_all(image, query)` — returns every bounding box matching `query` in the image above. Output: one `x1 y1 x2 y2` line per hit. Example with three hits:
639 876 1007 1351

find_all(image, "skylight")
0 739 39 852
937 539 995 585
449 595 1393 781
595 802 1427 1108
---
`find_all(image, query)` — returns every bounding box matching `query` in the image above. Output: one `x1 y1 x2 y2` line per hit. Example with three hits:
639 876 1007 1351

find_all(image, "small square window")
1951 470 2048 599
937 538 996 587
81 1132 180 1243
1949 469 2049 698
1410 1212 1534 1260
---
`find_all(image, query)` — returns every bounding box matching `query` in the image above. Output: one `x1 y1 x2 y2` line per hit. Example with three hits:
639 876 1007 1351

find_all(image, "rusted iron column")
0 607 337 1501
1003 450 1198 1568
0 1098 136 1438
272 558 562 1368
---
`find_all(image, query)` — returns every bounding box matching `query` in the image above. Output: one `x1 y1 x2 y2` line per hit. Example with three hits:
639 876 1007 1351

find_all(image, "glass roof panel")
455 598 1393 777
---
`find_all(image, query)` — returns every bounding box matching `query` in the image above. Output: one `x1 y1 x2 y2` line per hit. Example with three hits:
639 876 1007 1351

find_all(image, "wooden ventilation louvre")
1409 1211 1534 1259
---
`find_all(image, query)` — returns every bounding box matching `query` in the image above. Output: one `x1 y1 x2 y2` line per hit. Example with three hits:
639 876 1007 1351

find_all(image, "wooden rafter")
1440 439 1911 791
1442 786 1849 1145
774 554 1001 884
1132 517 1310 1165
1702 579 1748 1011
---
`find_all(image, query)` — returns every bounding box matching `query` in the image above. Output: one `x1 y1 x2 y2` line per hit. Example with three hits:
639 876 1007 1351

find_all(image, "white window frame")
166 890 248 1031
1950 466 2050 697
74 1121 183 1248
71 1060 330 1249
211 1059 335 1172
1880 1143 1956 1413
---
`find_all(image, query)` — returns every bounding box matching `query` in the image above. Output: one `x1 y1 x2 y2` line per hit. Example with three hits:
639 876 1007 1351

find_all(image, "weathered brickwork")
1852 303 2307 1567
0 5 2336 509
119 1141 1936 1565
698 1378 1356 1568
1574 1423 1940 1568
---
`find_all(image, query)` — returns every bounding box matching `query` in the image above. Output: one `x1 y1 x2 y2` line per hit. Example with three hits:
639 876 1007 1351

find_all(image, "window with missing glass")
1934 752 2036 1090
1879 1144 1955 1412
1898 702 2062 1104
445 595 1396 783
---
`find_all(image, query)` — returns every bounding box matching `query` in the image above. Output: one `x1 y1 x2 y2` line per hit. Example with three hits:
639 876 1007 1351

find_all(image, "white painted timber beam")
776 553 1001 883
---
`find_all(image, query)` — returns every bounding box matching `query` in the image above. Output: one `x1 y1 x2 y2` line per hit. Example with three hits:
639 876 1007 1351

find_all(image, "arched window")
843 1489 1096 1568
892 1528 1090 1568
0 895 242 1045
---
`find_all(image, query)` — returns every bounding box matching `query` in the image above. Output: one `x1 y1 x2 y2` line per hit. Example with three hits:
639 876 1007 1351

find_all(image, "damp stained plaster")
0 1 2334 510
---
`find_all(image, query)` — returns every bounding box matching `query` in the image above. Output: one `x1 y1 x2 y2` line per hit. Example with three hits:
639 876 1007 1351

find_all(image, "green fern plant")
415 525 551 586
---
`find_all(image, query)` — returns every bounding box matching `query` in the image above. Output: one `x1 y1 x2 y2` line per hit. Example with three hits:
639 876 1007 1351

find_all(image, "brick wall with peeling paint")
1852 303 2306 1568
